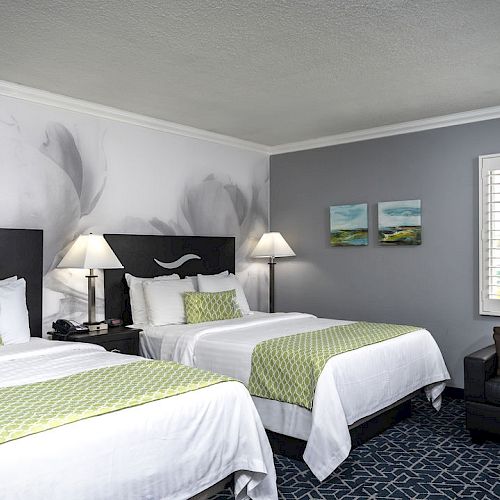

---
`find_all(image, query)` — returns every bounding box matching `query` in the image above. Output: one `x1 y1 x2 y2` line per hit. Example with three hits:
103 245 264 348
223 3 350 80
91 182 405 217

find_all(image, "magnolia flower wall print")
378 200 422 245
0 95 269 332
330 203 368 246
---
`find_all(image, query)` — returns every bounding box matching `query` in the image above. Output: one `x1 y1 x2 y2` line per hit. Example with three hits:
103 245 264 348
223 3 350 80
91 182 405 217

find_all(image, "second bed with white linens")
138 311 450 480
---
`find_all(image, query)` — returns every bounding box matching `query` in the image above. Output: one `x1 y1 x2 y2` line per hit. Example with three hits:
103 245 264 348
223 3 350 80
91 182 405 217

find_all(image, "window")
479 153 500 315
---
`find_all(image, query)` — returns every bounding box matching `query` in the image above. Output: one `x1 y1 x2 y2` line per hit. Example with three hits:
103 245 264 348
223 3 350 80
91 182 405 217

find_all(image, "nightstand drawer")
97 338 138 355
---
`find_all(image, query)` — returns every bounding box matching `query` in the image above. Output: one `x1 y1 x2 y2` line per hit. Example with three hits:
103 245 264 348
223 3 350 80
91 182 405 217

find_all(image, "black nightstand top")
49 326 140 341
49 326 142 356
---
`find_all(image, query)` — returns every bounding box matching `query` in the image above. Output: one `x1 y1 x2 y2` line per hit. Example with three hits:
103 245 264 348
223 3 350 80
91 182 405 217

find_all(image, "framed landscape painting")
330 203 368 246
378 199 421 245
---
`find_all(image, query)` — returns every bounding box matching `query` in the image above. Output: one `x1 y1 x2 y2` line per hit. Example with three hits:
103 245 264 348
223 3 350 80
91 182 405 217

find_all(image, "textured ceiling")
1 1 500 146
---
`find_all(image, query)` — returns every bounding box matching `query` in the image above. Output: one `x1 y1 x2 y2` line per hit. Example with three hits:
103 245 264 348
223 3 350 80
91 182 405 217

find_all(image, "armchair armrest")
464 345 497 403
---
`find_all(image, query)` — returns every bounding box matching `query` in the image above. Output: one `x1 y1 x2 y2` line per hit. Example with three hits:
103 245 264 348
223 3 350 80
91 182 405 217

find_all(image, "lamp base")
269 260 275 313
84 321 108 332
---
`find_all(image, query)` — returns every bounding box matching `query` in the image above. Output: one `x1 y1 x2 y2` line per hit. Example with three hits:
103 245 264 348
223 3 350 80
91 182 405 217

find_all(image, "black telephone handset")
52 319 89 337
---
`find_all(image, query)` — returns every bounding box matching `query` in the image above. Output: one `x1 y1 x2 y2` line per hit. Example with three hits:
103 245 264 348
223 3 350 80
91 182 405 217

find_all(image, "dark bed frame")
0 228 43 338
103 233 413 462
103 234 235 324
268 395 414 460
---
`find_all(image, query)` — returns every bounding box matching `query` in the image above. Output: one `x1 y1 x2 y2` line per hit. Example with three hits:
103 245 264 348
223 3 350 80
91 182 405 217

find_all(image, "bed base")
266 393 416 461
190 475 232 499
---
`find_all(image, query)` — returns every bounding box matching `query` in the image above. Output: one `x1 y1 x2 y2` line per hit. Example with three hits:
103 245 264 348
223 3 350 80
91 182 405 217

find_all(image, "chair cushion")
485 376 500 405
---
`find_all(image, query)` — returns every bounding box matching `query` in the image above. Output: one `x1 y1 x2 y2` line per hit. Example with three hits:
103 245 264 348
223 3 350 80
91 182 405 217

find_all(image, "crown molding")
0 80 270 154
2 79 500 156
269 105 500 155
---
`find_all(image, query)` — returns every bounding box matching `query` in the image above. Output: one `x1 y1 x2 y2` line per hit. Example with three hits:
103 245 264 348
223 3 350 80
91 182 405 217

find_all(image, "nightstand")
49 326 141 356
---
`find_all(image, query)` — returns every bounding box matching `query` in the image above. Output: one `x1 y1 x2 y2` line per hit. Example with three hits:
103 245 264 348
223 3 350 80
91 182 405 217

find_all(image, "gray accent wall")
270 118 500 388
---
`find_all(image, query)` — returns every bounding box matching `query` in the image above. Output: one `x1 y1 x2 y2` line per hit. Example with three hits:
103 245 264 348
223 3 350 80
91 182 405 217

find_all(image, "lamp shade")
252 232 296 258
58 234 123 269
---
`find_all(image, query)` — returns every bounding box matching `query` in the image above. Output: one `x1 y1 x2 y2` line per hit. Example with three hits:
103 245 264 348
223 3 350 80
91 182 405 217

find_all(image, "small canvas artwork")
378 200 422 245
330 203 368 246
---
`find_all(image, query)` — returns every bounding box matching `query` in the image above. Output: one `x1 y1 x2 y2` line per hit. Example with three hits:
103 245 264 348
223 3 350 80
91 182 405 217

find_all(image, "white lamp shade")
252 232 296 258
58 234 123 270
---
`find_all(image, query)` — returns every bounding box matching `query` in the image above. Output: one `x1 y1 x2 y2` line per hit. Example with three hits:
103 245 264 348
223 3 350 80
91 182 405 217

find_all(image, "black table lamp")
252 232 295 313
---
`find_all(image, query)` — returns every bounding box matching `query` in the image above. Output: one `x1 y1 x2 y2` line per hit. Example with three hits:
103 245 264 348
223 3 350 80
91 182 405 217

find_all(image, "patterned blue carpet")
211 396 500 499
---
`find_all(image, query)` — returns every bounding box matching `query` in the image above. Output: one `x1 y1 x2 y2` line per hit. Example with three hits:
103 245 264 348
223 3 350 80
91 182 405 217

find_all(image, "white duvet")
140 312 450 481
0 338 277 500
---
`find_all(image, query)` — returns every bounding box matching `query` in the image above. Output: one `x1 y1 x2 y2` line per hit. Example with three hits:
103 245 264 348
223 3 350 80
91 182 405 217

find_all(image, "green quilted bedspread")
248 321 421 410
0 360 233 445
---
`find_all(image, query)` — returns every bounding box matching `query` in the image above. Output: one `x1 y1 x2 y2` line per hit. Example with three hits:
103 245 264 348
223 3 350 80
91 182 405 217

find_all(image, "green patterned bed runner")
249 321 420 410
0 360 233 445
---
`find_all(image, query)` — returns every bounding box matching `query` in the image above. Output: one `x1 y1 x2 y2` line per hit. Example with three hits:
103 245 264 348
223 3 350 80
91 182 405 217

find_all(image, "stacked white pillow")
184 270 229 290
143 279 196 325
0 276 30 345
130 270 251 326
197 273 251 315
125 273 180 325
0 276 17 285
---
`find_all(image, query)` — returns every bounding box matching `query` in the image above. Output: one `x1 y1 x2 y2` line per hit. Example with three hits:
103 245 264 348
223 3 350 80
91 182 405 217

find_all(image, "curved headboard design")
104 234 235 325
0 228 43 338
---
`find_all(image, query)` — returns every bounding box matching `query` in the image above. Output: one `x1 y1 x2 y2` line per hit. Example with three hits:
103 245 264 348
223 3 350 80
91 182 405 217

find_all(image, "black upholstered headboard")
0 228 43 338
104 234 235 325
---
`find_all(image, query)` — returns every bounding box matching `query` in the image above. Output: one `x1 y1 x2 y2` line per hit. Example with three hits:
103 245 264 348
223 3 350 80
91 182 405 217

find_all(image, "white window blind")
479 153 500 315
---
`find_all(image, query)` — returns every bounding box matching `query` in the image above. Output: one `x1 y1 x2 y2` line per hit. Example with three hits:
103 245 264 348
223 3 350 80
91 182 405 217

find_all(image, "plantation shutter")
480 153 500 315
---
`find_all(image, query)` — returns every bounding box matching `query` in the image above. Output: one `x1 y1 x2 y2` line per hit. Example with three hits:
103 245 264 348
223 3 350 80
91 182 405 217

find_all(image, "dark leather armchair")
464 345 500 442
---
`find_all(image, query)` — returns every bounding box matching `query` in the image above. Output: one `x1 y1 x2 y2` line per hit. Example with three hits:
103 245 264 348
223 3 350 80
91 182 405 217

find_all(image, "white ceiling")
1 1 500 147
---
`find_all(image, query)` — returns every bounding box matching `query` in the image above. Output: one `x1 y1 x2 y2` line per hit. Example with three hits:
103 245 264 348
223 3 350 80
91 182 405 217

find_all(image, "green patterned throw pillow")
184 289 242 324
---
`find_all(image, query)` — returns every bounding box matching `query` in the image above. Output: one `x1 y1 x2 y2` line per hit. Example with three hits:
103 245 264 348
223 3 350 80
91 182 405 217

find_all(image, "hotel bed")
103 233 451 481
139 313 449 480
0 339 276 500
0 229 277 500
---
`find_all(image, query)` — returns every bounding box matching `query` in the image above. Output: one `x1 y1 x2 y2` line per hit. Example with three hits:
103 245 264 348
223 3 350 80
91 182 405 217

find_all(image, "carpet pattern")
211 396 500 499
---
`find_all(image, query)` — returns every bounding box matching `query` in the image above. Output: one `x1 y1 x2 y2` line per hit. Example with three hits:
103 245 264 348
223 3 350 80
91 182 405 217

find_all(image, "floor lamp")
252 232 295 313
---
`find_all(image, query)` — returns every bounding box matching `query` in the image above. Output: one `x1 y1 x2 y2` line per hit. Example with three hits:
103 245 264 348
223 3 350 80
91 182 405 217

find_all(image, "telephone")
52 319 89 337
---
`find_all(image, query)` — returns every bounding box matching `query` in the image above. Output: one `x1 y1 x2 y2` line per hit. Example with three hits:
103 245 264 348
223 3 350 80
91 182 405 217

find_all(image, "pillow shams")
0 278 30 345
125 273 180 325
197 274 251 315
0 276 20 345
184 290 242 324
185 271 229 291
0 276 18 286
143 279 195 325
197 270 229 278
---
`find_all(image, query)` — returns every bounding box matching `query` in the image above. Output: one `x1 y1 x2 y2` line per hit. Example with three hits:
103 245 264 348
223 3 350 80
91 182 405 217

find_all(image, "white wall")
0 94 269 333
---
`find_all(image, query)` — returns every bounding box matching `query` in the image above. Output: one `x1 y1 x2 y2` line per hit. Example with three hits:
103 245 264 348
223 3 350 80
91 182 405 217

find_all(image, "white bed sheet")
140 312 450 481
0 338 277 500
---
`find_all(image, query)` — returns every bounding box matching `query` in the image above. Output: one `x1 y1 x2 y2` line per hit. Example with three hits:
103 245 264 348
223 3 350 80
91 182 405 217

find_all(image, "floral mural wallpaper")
0 94 269 333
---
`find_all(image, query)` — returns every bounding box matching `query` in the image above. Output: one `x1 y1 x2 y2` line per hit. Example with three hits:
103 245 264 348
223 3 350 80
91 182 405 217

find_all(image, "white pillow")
185 271 229 291
143 279 195 325
0 276 18 286
0 278 30 345
197 273 251 315
183 276 199 290
198 271 229 277
125 273 180 325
